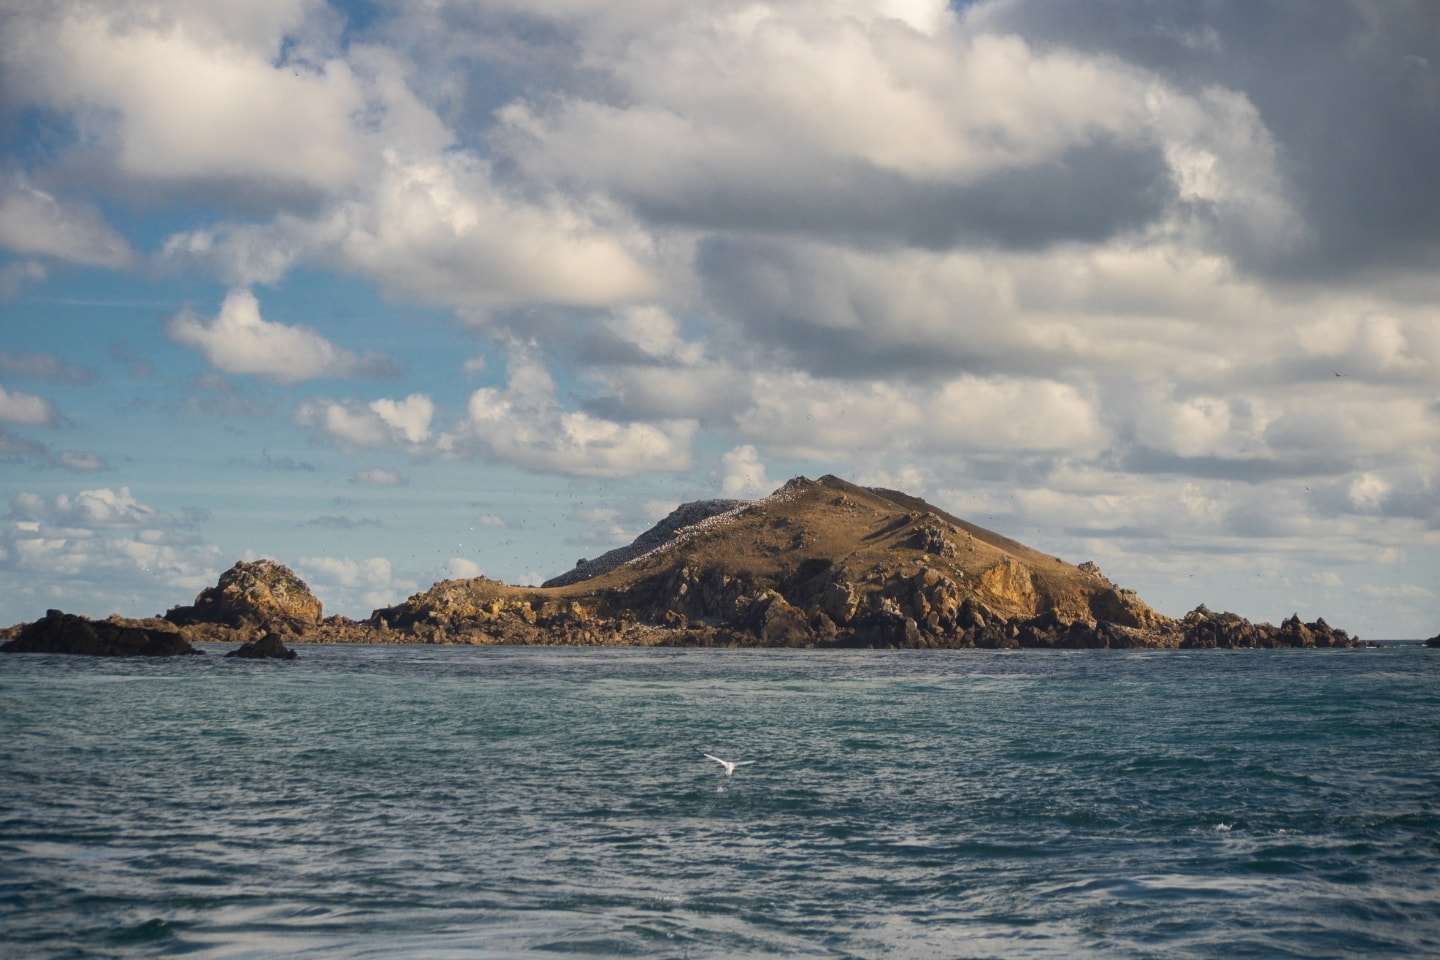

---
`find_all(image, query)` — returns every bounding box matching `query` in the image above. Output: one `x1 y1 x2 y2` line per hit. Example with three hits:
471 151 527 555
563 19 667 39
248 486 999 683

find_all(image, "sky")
0 0 1437 639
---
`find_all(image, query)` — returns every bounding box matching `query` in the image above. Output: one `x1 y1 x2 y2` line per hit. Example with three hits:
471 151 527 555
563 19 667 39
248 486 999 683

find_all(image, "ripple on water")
0 645 1437 958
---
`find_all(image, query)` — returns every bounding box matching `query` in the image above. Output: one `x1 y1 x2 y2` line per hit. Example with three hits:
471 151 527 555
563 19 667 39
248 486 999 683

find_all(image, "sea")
1 643 1437 959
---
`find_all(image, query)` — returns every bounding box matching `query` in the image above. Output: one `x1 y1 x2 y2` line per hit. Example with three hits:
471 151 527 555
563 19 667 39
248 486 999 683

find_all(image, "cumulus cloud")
1 485 224 621
169 288 395 383
298 392 435 448
1 1 362 193
295 554 415 612
721 445 772 497
440 354 696 477
0 385 57 426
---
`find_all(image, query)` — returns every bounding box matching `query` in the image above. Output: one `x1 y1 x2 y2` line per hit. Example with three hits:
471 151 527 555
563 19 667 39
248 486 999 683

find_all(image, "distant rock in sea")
0 610 200 657
225 631 299 660
1424 633 1440 648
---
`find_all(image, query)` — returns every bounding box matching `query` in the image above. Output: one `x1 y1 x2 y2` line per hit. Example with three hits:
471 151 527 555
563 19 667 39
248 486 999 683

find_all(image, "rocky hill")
3 476 1367 654
359 475 1360 649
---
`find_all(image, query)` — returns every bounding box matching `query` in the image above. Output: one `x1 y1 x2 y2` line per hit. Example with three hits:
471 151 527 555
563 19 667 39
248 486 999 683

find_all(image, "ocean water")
1 645 1437 959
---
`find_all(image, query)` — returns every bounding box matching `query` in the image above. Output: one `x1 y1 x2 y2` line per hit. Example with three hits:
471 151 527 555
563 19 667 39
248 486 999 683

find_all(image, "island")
2 475 1367 655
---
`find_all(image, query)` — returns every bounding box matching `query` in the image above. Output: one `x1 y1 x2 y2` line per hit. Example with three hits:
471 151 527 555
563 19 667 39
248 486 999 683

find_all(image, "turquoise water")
2 644 1437 958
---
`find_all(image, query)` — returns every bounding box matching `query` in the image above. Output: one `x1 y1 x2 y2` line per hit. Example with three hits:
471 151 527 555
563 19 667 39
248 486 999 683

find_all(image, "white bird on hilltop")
703 753 754 776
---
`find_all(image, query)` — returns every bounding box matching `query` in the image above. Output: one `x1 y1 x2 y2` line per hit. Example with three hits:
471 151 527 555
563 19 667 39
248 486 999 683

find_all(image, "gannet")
703 753 754 776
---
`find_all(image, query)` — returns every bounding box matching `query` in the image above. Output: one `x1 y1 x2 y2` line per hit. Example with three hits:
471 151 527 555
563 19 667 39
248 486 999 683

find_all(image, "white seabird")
703 753 754 776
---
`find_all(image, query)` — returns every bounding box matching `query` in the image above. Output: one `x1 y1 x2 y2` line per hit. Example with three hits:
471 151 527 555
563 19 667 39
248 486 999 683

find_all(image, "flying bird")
703 753 754 776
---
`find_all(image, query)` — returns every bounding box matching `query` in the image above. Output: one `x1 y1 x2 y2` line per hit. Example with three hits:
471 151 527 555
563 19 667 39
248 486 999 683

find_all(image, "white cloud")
0 178 136 268
0 385 57 426
333 151 658 308
5 3 363 191
721 444 772 497
1 485 225 622
351 467 407 486
735 371 1105 460
169 288 390 383
440 557 483 580
441 354 695 476
298 392 435 449
295 554 415 613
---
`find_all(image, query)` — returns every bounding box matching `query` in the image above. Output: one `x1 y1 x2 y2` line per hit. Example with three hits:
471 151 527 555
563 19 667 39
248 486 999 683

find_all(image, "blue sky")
1 0 1437 638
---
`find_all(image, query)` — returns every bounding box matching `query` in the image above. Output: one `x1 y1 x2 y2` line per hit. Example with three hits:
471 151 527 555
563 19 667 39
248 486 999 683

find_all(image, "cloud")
0 385 57 426
0 350 96 384
351 467 408 486
294 554 414 613
169 288 395 383
298 392 435 448
968 0 1439 275
0 178 137 268
0 260 47 300
440 557 483 580
57 450 107 472
1 485 225 621
495 3 1293 257
721 445 772 497
2 2 363 194
735 370 1105 461
439 354 696 477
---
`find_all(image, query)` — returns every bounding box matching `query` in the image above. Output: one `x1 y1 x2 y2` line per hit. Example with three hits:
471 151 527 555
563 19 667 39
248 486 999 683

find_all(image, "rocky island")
2 475 1368 655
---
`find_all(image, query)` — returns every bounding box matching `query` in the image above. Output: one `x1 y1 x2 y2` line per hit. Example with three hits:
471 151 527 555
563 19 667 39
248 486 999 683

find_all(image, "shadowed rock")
224 632 298 660
1 610 200 657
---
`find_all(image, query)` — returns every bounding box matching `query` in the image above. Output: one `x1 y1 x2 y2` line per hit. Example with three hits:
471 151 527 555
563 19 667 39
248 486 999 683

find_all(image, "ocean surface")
2 644 1437 959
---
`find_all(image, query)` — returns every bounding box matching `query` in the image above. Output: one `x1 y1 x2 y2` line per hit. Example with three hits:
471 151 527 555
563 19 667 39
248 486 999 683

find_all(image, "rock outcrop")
165 559 322 637
1423 633 1439 648
1 610 200 657
225 631 299 660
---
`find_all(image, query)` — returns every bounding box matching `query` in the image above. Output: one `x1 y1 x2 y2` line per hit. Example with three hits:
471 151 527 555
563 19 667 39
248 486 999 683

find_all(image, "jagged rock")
743 591 815 646
166 560 322 633
1 610 200 657
1424 633 1440 648
849 609 921 648
225 631 299 660
1179 606 1360 648
908 522 957 557
819 579 860 625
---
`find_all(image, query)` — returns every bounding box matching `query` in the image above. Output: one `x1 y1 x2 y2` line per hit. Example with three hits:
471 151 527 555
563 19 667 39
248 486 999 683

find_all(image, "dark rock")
225 632 298 660
1424 633 1440 648
1 609 200 657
